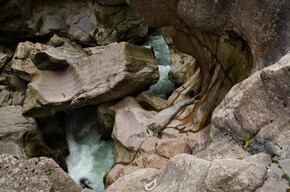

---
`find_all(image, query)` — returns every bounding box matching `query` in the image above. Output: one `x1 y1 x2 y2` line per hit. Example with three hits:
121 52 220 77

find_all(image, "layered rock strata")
15 41 159 117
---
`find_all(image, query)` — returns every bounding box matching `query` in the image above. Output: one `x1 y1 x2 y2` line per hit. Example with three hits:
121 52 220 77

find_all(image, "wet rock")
79 177 93 190
22 42 159 117
0 154 82 192
212 52 290 158
106 153 270 192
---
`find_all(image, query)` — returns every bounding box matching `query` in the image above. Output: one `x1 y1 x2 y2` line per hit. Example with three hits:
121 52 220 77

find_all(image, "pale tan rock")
156 137 187 159
22 42 159 117
105 154 168 187
148 98 195 133
110 97 156 163
106 153 270 192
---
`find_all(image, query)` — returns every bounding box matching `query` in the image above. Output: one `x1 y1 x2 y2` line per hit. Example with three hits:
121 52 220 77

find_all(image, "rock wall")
0 0 289 191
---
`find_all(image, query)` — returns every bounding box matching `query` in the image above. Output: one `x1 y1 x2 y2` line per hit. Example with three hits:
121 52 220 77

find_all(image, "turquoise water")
144 29 175 98
65 109 115 192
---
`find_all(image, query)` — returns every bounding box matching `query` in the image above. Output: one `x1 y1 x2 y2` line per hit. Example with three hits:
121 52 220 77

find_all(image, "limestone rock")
106 153 270 192
256 159 289 192
148 98 195 133
22 42 159 117
128 0 289 139
105 168 159 192
110 97 156 163
212 52 290 158
0 154 82 192
106 154 269 192
105 154 168 187
0 106 36 156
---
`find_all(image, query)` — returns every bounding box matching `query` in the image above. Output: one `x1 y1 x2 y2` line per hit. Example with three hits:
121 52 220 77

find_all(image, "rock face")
0 106 36 156
127 0 290 140
0 0 147 45
0 105 67 170
105 153 270 192
20 42 159 117
212 52 290 158
0 154 82 192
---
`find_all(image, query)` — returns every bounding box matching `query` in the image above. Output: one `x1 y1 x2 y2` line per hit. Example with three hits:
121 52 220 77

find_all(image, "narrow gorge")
0 0 289 192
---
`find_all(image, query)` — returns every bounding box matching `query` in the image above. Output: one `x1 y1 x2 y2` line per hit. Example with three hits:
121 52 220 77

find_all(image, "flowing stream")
143 29 175 98
65 28 174 192
65 108 114 192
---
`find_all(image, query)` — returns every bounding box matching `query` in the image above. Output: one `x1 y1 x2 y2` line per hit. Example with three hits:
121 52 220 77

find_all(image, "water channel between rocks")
65 28 174 191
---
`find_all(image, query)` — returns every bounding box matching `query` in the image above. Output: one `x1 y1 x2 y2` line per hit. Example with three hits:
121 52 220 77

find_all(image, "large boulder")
105 153 271 192
0 0 147 45
21 42 159 117
0 154 82 192
212 52 290 158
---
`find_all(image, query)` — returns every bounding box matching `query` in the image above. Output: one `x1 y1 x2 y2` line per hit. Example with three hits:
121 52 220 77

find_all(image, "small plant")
205 127 211 132
281 173 289 181
271 160 279 164
244 137 252 148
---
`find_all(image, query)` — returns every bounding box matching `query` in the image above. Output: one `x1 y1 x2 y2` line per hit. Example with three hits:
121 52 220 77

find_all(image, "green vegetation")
244 137 252 148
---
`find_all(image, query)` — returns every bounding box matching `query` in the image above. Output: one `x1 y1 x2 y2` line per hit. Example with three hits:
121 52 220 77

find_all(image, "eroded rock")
21 42 159 117
110 97 156 163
